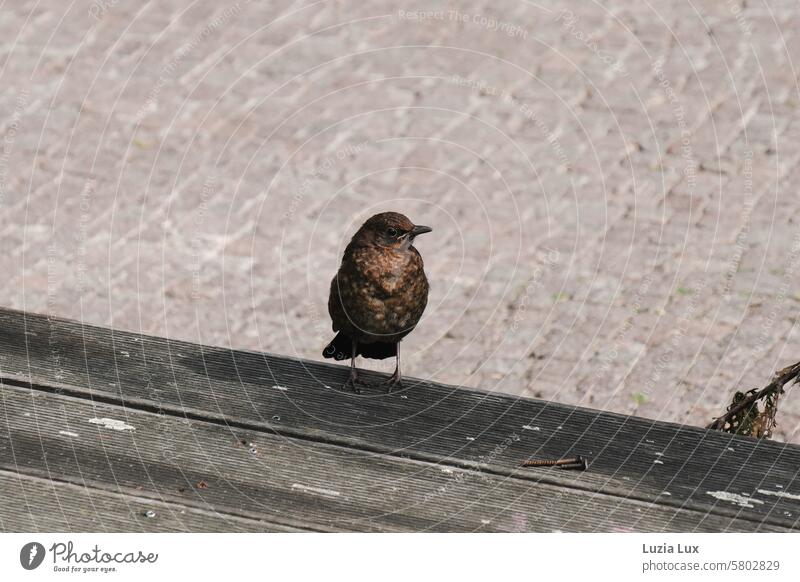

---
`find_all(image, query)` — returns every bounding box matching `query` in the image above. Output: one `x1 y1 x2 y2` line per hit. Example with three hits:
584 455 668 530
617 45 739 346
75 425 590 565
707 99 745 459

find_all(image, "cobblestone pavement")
2 1 800 441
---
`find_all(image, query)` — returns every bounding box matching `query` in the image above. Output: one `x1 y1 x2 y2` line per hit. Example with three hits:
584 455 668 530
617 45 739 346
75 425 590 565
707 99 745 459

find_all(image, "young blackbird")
323 212 432 392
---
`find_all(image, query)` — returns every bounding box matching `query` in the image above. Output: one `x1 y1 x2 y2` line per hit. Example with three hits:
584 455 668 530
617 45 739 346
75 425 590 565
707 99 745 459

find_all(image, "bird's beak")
411 225 432 236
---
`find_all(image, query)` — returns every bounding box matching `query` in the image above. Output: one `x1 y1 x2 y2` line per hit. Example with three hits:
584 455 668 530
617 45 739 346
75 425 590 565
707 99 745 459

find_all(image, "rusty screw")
520 455 587 470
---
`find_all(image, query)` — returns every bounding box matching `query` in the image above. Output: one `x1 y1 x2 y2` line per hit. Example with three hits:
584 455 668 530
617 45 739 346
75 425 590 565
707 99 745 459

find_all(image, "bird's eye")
387 227 398 237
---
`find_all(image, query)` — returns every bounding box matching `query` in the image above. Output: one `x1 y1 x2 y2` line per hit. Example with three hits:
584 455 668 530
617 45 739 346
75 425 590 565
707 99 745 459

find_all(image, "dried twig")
707 361 800 433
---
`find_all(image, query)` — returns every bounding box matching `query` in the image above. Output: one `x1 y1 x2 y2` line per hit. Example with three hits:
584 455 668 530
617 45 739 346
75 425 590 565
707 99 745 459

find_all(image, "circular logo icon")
20 542 46 570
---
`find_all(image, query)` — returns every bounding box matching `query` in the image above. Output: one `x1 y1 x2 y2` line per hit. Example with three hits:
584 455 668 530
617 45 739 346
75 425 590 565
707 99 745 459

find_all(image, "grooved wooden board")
0 384 787 532
0 470 301 533
1 308 799 532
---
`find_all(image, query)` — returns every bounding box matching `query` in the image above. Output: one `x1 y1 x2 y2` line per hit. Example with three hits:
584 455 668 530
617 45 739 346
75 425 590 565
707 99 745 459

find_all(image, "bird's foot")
342 374 367 394
379 374 403 394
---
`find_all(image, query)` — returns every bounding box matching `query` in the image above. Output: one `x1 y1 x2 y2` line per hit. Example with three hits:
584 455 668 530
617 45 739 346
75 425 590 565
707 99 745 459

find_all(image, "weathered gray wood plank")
0 469 303 532
1 383 784 532
1 308 799 530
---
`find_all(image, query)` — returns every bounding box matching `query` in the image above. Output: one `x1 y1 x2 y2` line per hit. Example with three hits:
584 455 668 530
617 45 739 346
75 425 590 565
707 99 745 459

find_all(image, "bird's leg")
343 338 362 393
383 344 403 393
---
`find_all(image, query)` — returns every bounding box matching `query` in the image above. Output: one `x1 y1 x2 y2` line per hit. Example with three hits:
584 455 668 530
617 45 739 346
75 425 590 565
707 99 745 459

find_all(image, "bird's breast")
335 246 428 338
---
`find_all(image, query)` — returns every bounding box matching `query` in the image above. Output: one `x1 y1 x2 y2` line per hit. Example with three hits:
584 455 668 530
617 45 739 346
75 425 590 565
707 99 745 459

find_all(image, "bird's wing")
328 275 342 332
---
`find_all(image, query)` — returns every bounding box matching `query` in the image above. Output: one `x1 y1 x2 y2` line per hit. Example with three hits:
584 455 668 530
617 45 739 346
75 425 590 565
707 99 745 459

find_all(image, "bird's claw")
341 369 403 394
380 375 403 394
342 376 365 394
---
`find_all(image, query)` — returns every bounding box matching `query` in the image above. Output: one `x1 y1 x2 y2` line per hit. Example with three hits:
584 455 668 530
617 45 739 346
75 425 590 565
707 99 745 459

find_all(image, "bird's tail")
358 340 397 360
322 332 352 360
323 332 397 360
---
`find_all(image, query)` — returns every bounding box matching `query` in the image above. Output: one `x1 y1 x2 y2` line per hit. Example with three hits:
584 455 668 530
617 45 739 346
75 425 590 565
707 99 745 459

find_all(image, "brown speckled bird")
323 212 432 392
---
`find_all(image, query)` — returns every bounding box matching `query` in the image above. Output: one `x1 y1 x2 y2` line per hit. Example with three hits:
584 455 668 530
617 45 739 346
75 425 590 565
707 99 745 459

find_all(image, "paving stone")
2 0 800 442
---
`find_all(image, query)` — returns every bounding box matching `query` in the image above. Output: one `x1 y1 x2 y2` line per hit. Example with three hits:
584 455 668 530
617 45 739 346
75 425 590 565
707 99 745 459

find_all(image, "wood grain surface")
1 308 798 532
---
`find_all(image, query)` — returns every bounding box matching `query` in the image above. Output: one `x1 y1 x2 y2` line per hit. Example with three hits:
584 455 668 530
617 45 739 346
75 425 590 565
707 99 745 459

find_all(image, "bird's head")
353 212 432 251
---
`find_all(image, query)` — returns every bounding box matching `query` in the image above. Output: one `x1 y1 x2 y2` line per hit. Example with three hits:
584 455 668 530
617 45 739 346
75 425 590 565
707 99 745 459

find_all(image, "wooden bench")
1 307 798 532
